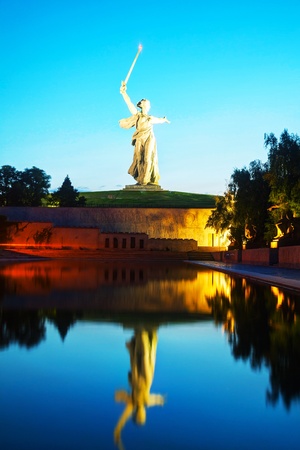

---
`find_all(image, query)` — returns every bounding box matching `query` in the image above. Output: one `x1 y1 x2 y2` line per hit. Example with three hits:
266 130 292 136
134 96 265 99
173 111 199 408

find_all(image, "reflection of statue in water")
119 82 170 186
114 328 165 449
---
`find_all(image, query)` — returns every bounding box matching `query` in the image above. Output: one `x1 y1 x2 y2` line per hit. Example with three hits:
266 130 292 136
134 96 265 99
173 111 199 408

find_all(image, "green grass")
81 190 217 208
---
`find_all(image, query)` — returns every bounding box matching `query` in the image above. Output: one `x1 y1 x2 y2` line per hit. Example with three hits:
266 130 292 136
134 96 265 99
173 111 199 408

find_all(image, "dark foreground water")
1 260 300 450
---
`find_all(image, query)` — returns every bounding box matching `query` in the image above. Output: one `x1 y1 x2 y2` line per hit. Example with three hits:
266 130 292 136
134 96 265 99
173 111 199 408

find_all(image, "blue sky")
1 0 300 194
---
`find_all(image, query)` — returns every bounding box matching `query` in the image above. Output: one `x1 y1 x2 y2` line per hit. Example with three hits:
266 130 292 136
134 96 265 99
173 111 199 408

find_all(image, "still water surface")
1 260 300 450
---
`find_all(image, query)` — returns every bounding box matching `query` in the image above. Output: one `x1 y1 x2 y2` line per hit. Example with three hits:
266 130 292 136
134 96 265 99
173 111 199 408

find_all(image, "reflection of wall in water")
2 261 197 287
0 262 231 313
1 261 152 294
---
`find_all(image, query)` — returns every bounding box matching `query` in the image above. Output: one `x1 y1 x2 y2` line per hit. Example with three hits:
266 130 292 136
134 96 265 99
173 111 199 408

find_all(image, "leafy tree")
205 190 234 234
0 165 20 206
230 160 271 247
265 129 300 216
206 160 270 248
51 175 86 207
263 130 300 244
0 165 51 206
20 167 51 206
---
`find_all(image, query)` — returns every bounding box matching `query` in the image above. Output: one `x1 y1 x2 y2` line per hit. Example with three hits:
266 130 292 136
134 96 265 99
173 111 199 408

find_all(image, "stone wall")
212 246 300 268
6 222 53 247
212 250 240 263
148 238 197 252
241 248 271 265
6 222 100 249
99 232 148 251
279 245 300 268
1 206 221 247
4 221 197 252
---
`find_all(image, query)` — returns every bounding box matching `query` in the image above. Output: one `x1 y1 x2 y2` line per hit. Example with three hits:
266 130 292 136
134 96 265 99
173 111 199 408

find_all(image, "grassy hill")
81 190 217 208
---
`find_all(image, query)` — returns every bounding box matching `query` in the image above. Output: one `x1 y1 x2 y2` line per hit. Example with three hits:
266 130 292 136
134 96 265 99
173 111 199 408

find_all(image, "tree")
20 167 51 206
51 175 86 207
205 191 234 234
229 160 271 247
264 130 300 243
206 160 271 248
0 165 20 206
206 130 300 247
0 165 51 206
265 129 300 216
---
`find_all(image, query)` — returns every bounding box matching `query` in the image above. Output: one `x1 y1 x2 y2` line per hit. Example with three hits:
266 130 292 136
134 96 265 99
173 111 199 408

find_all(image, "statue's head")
137 99 150 113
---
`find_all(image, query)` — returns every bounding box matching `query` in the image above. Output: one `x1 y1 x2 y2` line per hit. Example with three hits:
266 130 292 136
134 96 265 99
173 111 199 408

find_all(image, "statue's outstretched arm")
120 82 137 115
151 116 170 124
115 390 131 403
147 393 165 407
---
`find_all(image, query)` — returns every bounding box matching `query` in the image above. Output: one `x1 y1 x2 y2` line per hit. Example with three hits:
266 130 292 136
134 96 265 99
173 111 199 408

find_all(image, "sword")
123 44 143 85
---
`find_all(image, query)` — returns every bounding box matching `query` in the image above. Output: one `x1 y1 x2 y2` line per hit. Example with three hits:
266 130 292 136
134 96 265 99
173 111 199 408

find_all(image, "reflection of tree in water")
230 280 276 368
0 310 46 349
0 309 82 349
206 279 300 409
46 310 82 341
267 293 300 409
114 326 165 450
0 273 6 304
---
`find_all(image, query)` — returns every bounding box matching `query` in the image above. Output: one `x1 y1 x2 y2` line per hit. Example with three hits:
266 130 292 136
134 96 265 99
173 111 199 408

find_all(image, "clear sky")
1 0 300 194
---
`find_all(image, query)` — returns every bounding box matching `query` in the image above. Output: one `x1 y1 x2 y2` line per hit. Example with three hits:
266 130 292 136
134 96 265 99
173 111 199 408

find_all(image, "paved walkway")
187 261 300 292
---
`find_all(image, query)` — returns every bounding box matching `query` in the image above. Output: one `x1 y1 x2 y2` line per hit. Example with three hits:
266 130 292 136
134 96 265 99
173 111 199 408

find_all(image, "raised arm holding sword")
119 45 170 186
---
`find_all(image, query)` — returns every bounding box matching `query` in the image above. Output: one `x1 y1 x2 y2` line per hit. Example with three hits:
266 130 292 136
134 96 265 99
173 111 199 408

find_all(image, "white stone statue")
119 82 170 186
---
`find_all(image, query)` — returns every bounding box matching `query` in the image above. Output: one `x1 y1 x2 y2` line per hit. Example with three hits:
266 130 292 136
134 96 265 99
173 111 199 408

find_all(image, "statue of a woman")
119 82 170 186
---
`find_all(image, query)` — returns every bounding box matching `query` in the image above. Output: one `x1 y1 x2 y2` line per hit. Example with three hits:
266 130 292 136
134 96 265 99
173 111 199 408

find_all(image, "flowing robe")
119 113 160 185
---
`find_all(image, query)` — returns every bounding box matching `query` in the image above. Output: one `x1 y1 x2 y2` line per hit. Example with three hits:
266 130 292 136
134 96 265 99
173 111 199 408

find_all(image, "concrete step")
187 251 215 261
3 248 189 261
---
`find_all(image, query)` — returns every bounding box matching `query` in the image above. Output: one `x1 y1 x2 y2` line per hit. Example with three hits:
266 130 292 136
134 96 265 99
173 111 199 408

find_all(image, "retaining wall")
212 246 300 268
279 246 300 268
0 206 222 247
241 248 270 265
4 221 197 252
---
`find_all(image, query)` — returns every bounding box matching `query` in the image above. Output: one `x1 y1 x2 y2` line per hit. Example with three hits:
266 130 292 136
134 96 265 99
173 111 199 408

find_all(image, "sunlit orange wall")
6 222 100 249
1 206 223 247
5 222 197 251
